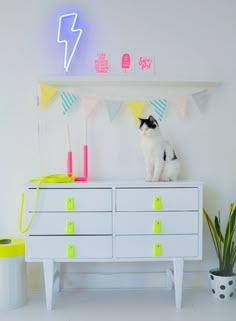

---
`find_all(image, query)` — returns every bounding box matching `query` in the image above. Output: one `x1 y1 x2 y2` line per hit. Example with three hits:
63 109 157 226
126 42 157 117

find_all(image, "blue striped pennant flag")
60 92 77 114
150 99 168 121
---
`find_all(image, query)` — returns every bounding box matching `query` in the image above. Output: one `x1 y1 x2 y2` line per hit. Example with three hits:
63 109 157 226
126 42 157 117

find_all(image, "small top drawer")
26 188 112 212
116 188 198 211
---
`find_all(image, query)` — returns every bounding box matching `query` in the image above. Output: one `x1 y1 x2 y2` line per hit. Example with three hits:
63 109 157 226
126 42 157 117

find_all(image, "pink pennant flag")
81 96 101 119
168 95 189 118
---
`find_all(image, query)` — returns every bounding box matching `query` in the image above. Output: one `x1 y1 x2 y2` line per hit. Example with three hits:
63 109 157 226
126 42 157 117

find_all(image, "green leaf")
203 209 222 266
214 216 224 242
223 204 236 269
230 205 236 233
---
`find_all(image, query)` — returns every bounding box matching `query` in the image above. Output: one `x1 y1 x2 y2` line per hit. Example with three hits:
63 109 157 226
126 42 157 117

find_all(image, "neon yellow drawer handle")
153 242 162 257
67 244 75 258
66 197 75 211
153 196 162 210
153 219 161 234
66 220 75 234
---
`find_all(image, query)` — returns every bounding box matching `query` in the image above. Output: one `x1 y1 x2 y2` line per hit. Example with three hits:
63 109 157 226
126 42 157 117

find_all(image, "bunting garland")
38 83 213 123
81 96 101 119
192 89 209 113
127 101 146 123
150 99 168 122
169 96 188 118
39 84 58 108
105 100 123 122
60 92 77 114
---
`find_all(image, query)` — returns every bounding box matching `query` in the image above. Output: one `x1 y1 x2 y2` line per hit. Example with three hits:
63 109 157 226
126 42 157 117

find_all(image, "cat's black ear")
139 117 147 124
149 115 159 126
138 118 145 129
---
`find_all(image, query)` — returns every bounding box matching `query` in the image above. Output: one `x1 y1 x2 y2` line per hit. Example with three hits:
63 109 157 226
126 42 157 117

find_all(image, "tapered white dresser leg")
54 263 61 293
43 259 54 310
166 268 174 291
173 258 184 309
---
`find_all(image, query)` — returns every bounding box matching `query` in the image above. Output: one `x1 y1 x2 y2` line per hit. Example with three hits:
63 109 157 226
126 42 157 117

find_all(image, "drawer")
115 235 198 258
115 212 198 235
26 188 112 212
26 236 112 259
28 212 112 235
116 188 198 211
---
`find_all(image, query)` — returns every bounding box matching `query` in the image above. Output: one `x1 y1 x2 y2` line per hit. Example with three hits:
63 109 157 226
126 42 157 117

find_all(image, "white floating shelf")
38 76 222 88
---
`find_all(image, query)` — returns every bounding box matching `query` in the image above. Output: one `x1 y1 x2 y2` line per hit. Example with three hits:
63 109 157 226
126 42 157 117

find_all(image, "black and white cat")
139 115 180 182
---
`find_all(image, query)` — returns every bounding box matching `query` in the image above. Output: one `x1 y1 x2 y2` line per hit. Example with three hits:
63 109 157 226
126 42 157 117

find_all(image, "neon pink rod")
74 145 88 182
67 151 73 177
83 145 88 177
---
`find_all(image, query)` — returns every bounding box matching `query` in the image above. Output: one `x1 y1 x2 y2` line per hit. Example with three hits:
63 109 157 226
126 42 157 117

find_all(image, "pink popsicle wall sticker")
121 53 130 74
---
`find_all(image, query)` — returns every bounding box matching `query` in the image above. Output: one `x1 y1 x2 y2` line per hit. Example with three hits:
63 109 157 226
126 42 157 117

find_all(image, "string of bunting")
39 83 212 123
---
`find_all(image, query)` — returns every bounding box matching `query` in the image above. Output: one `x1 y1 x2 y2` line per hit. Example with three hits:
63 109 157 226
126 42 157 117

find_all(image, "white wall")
1 0 236 288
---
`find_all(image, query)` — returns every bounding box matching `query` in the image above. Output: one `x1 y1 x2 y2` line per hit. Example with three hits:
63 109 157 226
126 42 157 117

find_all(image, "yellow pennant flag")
39 84 58 108
127 101 146 123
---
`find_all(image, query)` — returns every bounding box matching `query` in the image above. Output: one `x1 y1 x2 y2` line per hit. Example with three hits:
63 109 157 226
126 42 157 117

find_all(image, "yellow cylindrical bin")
0 238 27 310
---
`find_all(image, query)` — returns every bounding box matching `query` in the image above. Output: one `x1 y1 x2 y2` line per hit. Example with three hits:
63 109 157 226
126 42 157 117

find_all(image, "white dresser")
24 181 203 310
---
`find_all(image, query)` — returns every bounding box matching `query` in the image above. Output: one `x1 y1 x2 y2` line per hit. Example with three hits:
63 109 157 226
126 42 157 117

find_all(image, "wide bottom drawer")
26 236 112 260
115 235 198 258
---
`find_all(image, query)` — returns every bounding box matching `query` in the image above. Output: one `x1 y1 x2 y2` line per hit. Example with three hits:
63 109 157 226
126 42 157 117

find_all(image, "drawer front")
115 212 198 235
115 235 198 258
28 212 112 235
116 188 198 211
26 188 112 212
26 236 112 259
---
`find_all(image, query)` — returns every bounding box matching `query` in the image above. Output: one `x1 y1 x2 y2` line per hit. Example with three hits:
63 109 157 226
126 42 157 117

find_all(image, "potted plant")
203 202 236 300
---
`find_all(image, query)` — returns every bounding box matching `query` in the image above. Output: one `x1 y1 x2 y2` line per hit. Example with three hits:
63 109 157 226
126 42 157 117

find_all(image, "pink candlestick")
83 145 88 177
67 151 73 177
74 176 87 182
74 145 88 182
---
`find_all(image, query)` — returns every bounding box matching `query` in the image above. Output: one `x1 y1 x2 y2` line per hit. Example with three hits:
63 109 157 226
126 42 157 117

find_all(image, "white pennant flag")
105 100 123 121
192 89 209 113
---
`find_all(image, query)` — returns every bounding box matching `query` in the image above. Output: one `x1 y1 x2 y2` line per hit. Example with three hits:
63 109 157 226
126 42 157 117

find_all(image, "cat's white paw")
151 177 160 182
161 177 171 182
145 176 152 182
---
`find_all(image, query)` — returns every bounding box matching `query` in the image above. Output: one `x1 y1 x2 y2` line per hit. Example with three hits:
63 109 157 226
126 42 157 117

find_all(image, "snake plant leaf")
203 209 222 263
214 216 224 242
229 205 236 233
223 204 236 265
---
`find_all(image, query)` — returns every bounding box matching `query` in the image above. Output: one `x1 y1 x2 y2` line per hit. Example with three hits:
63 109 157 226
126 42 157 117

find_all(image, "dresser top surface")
25 180 203 189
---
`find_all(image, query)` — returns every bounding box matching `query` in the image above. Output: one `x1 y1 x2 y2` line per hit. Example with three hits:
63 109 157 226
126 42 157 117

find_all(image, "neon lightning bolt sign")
57 13 83 72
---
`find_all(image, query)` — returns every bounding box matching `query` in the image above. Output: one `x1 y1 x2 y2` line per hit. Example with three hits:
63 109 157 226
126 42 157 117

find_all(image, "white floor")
0 287 235 321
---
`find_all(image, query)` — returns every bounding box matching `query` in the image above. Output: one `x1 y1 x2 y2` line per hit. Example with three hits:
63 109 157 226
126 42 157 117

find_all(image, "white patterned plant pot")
209 269 236 300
